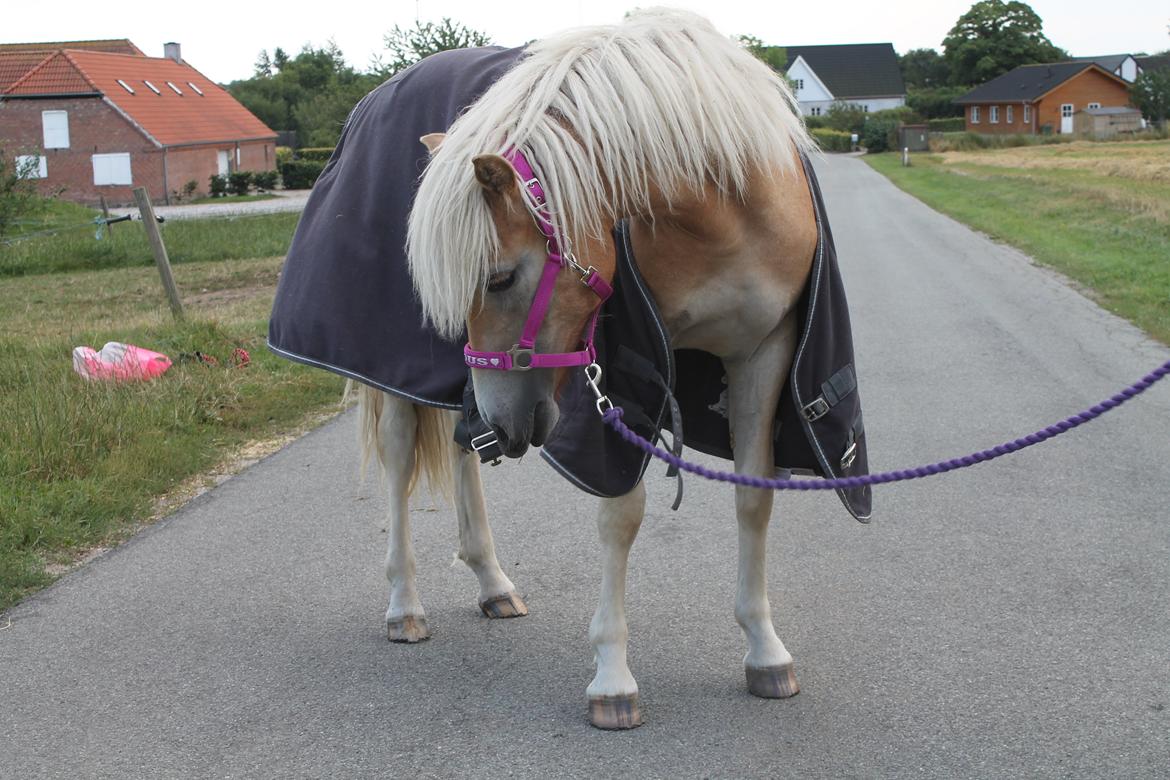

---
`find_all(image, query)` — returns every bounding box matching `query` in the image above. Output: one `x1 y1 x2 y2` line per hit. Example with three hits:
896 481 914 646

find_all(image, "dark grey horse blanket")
268 47 871 521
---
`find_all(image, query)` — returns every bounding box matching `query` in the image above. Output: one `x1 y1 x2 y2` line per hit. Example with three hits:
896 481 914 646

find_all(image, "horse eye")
486 270 516 293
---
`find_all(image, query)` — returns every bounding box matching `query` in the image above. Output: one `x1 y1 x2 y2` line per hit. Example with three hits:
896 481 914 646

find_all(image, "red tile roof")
5 51 98 95
0 39 144 56
0 51 54 91
3 49 275 146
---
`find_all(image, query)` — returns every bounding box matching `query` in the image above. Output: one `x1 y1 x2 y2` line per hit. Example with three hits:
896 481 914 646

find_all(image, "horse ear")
419 133 445 155
472 154 518 197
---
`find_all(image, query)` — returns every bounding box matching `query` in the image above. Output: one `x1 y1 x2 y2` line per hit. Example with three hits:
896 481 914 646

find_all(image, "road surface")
3 154 1168 778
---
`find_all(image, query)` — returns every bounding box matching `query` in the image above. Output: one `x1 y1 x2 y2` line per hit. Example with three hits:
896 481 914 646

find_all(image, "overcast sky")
8 0 1169 83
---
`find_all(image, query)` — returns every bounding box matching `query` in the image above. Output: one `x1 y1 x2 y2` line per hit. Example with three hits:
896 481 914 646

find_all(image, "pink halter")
463 149 613 371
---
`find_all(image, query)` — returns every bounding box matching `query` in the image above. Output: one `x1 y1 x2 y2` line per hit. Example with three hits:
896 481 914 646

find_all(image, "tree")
736 35 788 73
373 18 492 79
899 48 949 89
942 0 1067 86
0 153 44 238
1131 69 1170 126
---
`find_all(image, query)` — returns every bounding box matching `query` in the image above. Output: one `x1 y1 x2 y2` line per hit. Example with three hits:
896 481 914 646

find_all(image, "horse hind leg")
726 315 801 698
447 432 527 619
355 386 431 642
586 481 646 729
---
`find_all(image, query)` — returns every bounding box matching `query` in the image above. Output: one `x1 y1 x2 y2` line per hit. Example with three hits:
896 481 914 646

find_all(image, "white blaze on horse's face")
466 154 613 458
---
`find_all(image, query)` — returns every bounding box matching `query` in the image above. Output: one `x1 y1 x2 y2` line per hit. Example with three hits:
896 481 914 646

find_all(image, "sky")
7 0 1169 83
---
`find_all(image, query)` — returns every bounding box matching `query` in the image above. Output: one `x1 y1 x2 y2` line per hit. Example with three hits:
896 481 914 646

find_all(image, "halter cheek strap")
463 149 613 372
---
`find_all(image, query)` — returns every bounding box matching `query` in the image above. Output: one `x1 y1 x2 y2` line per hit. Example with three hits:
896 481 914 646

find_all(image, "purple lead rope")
601 359 1170 491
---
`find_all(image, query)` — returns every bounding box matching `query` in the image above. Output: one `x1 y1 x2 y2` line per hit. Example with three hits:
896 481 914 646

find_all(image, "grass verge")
2 209 300 277
189 194 279 205
865 141 1170 344
0 256 344 611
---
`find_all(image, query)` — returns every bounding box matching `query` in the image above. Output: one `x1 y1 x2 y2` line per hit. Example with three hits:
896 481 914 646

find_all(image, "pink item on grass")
72 342 172 382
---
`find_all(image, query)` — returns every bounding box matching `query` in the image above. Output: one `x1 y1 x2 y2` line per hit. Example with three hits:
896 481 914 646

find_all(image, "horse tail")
347 380 455 500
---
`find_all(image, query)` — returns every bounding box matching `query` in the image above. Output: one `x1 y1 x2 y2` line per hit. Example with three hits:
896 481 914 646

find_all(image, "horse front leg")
451 448 528 618
726 317 800 698
586 481 647 729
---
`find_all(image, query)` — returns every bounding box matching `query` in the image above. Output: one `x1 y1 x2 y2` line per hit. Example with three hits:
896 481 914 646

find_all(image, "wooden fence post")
132 187 184 320
99 195 112 235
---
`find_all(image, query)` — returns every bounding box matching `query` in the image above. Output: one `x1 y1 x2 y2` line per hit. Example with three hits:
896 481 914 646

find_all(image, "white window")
809 106 822 117
1006 105 1014 123
795 79 804 90
1023 105 1031 123
187 81 204 96
92 153 132 186
166 81 183 95
971 106 981 123
116 79 135 94
990 106 999 123
15 154 47 179
1088 102 1101 109
1061 104 1074 118
42 110 69 149
143 80 161 95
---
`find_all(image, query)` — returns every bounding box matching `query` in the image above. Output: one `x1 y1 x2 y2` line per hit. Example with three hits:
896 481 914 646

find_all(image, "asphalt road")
3 154 1169 778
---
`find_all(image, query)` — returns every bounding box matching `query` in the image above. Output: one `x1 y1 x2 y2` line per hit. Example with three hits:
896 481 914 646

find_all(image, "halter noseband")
463 149 613 372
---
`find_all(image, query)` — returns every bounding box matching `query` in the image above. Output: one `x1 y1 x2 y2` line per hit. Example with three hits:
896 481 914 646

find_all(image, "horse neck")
625 162 818 360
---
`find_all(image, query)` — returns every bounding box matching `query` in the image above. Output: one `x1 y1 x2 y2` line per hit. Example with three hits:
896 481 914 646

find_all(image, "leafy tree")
1131 69 1170 126
906 86 967 118
899 48 949 89
373 18 492 79
0 153 44 238
825 102 868 133
942 0 1067 86
737 35 787 72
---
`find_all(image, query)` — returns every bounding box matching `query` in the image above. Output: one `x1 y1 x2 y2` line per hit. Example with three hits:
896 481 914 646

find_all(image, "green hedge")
811 128 853 152
928 117 966 132
296 147 335 162
279 159 326 189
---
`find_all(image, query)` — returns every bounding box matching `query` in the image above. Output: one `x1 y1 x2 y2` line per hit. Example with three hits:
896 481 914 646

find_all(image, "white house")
783 43 906 117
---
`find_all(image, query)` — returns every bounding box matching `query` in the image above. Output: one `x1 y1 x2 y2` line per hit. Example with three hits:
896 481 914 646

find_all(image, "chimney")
164 42 181 63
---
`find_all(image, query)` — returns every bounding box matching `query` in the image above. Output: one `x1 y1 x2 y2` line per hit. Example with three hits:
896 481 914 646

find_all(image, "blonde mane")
407 7 814 339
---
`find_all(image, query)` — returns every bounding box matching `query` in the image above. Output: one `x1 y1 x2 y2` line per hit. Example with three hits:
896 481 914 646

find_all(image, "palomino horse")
405 9 819 728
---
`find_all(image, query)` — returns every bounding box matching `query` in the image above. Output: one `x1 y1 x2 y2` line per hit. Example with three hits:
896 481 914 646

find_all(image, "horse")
404 9 822 729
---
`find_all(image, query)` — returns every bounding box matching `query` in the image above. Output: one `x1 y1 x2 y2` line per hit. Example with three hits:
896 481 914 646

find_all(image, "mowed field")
0 213 342 611
866 140 1170 344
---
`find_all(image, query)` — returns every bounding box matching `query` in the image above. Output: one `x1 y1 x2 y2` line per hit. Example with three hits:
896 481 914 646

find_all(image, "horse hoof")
746 663 799 698
588 694 644 730
479 592 529 619
386 615 430 643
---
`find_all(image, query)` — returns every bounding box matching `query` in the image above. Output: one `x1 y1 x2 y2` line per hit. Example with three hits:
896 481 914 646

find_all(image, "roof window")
116 79 135 94
166 81 183 95
187 81 204 96
143 80 161 95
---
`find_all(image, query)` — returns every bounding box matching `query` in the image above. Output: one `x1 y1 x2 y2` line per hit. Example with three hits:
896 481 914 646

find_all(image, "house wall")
789 58 833 114
1037 70 1131 134
0 95 164 205
964 102 1034 134
164 140 275 200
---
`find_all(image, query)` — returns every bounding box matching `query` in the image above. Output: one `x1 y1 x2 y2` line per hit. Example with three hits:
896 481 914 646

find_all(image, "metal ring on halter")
507 345 536 370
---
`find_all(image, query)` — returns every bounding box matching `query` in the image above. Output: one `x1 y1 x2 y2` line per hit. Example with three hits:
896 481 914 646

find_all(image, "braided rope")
602 359 1170 491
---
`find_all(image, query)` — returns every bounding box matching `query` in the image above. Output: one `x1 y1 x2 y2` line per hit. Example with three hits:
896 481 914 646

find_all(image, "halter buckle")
507 345 536 371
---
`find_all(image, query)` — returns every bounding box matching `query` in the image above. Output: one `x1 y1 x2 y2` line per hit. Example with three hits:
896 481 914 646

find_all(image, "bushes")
228 171 253 197
861 118 899 153
296 147 335 162
253 170 279 191
804 115 828 130
928 117 966 132
927 132 1075 152
209 174 228 198
811 128 853 152
278 159 326 189
276 146 294 166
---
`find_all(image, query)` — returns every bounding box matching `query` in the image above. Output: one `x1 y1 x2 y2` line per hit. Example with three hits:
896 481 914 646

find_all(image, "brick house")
954 62 1131 135
0 40 276 205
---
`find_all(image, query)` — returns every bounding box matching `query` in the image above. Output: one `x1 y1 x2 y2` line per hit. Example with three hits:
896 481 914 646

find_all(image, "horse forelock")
406 7 814 340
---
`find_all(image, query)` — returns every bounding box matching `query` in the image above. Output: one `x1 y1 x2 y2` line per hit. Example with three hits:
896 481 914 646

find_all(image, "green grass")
865 142 1170 344
0 255 343 611
1 210 300 277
